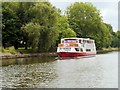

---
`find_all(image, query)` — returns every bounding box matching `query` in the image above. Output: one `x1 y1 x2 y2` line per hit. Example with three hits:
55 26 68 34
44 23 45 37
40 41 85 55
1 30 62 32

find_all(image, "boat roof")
61 38 94 41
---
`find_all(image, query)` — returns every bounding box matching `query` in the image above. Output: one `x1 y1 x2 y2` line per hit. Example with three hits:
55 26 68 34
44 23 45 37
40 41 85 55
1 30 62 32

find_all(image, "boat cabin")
57 38 96 56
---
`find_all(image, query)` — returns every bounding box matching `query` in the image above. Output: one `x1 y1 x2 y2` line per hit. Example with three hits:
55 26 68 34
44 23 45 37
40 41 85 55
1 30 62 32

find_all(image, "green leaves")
57 15 76 39
2 2 20 48
2 2 118 51
66 2 114 49
111 31 120 48
2 2 59 51
21 2 59 52
62 28 76 38
21 22 40 50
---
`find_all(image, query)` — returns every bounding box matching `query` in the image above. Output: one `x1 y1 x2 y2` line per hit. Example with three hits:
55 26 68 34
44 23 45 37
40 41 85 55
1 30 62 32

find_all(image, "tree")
104 23 113 47
27 2 59 52
2 2 35 49
2 2 59 52
66 2 111 49
117 31 120 48
21 22 40 50
111 32 118 47
62 28 76 38
57 15 76 43
16 2 36 49
111 31 120 48
2 2 20 49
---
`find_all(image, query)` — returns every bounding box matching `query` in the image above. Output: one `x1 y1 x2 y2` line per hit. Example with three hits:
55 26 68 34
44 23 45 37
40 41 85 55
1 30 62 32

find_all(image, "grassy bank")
97 47 120 54
2 47 57 59
2 47 34 54
97 47 119 52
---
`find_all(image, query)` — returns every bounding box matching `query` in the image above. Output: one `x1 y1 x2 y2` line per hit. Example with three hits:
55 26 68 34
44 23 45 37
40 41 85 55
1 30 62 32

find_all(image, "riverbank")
2 52 57 59
1 47 119 59
97 48 119 54
2 47 57 59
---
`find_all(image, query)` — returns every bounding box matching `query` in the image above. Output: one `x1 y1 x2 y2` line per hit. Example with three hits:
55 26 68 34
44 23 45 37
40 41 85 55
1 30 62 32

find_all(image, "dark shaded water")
1 51 118 88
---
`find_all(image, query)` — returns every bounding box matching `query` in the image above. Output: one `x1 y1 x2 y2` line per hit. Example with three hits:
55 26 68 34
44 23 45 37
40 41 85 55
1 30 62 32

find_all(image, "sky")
49 0 119 32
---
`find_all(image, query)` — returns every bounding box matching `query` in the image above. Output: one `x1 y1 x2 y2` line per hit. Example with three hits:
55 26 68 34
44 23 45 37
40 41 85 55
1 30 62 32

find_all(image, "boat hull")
57 52 96 58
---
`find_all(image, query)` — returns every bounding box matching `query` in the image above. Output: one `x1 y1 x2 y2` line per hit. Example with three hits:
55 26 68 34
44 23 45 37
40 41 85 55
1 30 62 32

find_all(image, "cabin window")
75 48 79 51
64 39 77 43
90 41 93 43
83 40 86 43
90 41 92 43
63 48 71 51
87 40 91 43
79 40 82 43
80 48 83 52
60 48 62 50
86 49 91 51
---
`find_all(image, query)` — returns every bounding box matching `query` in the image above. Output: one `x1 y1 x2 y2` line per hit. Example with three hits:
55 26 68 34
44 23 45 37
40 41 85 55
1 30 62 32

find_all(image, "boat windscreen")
64 39 78 43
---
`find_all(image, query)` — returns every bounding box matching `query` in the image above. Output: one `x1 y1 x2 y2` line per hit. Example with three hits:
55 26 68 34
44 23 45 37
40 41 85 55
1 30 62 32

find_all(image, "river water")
1 51 118 88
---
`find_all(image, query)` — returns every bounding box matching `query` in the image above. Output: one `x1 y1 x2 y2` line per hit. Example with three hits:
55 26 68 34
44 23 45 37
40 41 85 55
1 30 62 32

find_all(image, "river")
1 51 118 88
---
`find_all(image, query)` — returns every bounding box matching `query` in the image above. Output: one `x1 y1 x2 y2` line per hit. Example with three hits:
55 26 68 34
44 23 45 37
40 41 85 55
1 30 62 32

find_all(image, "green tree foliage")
117 31 120 47
66 2 113 49
2 2 20 49
62 28 76 38
2 2 59 52
27 2 59 52
16 2 36 49
19 2 58 52
2 2 35 49
21 22 40 50
57 15 76 43
2 2 119 52
66 2 102 37
17 2 35 25
104 23 113 47
111 31 120 48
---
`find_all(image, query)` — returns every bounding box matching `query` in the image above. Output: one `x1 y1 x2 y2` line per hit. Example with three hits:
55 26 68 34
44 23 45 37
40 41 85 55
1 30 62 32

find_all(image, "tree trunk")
14 43 18 49
14 41 18 49
25 41 28 50
3 43 6 49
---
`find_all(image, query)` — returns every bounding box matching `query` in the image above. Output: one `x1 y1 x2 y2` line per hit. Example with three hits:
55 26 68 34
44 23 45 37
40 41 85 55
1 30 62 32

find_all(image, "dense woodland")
2 2 120 52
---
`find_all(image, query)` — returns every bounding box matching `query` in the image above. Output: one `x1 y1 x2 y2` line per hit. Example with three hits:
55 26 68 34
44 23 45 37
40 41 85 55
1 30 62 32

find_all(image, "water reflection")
2 60 58 88
1 51 115 66
1 51 118 88
2 56 56 66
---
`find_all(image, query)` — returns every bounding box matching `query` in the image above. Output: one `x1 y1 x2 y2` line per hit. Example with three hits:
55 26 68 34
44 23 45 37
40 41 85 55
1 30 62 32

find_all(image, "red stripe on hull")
57 52 96 58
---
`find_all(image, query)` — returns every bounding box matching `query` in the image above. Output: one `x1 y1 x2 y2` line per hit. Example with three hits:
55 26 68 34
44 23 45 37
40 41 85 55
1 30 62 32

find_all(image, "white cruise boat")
57 38 96 58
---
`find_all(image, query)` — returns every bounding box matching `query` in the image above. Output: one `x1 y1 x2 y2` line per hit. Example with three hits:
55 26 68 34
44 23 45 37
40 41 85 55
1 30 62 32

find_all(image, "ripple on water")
1 51 118 88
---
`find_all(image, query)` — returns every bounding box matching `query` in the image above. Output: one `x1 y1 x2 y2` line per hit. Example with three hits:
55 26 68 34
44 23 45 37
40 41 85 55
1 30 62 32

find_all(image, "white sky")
49 0 119 32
